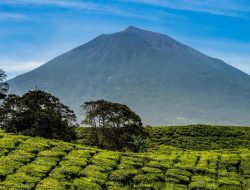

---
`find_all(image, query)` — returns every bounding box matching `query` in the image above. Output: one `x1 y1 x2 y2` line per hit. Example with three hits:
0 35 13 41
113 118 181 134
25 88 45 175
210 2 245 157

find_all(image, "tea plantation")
147 125 250 150
1 126 250 189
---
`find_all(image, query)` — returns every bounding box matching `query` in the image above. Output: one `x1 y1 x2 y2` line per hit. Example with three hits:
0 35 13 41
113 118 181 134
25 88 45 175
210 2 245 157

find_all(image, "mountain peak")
124 26 145 32
8 27 250 125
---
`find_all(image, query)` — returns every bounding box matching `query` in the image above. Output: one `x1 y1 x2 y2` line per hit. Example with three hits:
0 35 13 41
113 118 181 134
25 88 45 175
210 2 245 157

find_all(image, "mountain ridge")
8 26 250 125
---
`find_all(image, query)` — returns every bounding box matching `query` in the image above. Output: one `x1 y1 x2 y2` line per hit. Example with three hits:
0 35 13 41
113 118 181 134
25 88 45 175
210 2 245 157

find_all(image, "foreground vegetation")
75 124 250 151
1 126 250 190
2 68 250 189
147 125 250 150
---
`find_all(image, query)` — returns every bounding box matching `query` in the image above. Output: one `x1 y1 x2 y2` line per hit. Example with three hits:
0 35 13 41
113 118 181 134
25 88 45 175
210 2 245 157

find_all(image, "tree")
0 90 76 141
0 69 9 100
82 99 145 150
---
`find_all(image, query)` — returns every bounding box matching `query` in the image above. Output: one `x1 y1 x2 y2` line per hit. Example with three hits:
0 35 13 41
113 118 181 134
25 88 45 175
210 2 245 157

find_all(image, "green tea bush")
118 156 144 169
109 169 139 184
141 167 164 174
146 160 168 170
165 169 192 184
240 156 250 177
0 136 25 150
0 157 23 178
7 150 35 163
38 150 66 158
174 153 198 171
33 157 58 166
50 142 74 152
73 177 102 190
1 172 39 189
134 182 164 190
17 138 51 153
133 173 165 183
217 176 242 189
65 149 91 160
189 175 217 190
164 183 187 190
0 149 8 157
146 125 250 150
53 165 82 180
20 164 54 178
80 167 108 185
36 178 72 190
195 153 218 174
59 158 88 167
105 181 130 190
1 127 250 189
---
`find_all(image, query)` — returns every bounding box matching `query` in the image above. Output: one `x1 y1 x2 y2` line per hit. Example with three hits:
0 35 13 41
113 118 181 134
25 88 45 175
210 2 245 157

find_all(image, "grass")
0 125 250 189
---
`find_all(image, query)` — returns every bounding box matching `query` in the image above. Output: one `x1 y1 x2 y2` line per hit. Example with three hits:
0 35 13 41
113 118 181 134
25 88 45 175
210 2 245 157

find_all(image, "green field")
1 125 250 189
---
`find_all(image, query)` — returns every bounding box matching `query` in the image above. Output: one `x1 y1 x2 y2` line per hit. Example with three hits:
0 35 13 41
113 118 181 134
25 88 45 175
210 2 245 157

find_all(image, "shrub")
109 169 139 183
0 157 23 178
0 136 25 150
165 169 191 184
80 168 108 185
141 167 164 174
55 165 82 180
130 134 150 152
38 150 66 158
19 164 53 178
106 181 130 190
36 178 72 190
146 161 167 170
73 178 102 190
17 138 50 153
134 182 164 190
2 172 40 188
8 150 35 163
65 150 91 160
59 158 88 167
33 157 58 166
189 175 218 190
164 183 187 190
133 173 165 183
118 156 144 169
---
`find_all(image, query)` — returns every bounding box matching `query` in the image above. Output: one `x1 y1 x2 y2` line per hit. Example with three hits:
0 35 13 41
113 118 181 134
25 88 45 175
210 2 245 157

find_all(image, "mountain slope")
9 26 250 125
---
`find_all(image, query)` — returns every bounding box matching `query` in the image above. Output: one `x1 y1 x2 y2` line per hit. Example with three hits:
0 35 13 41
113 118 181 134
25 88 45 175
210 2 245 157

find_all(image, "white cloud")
0 0 93 7
121 0 250 17
0 0 165 20
2 61 44 73
0 12 28 20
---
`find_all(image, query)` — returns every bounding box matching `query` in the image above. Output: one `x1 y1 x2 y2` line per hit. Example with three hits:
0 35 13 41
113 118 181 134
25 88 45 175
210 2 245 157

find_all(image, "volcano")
9 26 250 125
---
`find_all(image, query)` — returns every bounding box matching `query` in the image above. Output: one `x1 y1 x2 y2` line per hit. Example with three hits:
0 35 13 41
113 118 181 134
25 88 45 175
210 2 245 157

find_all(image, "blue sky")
0 0 250 79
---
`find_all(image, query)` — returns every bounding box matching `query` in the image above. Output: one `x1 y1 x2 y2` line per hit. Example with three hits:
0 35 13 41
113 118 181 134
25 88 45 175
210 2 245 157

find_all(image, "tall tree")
0 90 76 141
82 99 144 150
0 69 9 100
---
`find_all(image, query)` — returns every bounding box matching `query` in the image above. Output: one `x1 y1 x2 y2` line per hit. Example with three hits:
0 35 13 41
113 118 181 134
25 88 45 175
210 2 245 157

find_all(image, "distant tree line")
0 69 148 151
